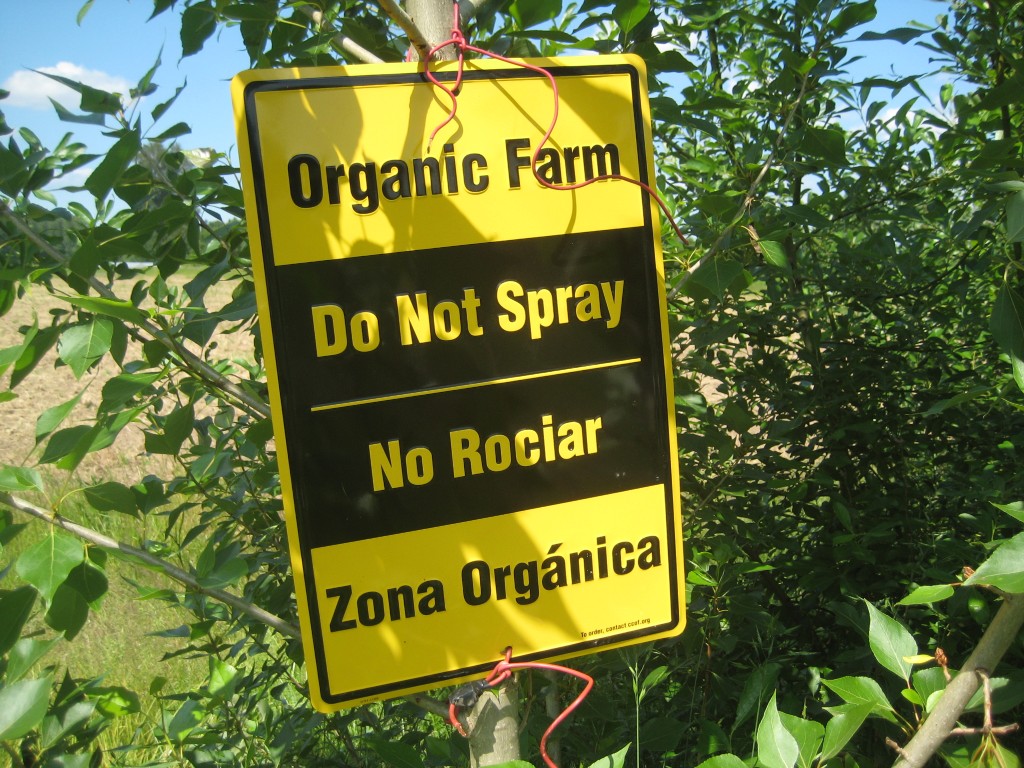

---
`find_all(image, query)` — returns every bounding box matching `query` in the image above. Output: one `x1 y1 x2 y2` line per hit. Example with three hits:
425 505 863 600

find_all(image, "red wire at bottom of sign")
448 647 595 768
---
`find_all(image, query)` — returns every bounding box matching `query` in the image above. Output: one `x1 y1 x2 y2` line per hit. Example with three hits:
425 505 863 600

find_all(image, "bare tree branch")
377 0 433 61
298 6 385 64
892 594 1024 768
0 491 300 640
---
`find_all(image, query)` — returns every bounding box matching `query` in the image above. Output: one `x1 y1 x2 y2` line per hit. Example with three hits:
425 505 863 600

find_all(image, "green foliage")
1 0 1024 766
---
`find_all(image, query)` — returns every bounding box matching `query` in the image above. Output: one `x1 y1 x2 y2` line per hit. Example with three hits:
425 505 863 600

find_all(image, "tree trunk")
465 678 521 767
401 0 521 762
406 0 458 60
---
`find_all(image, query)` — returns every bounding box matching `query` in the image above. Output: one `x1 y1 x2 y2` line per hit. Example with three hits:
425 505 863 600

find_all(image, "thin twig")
407 692 451 718
0 490 300 640
948 724 1020 738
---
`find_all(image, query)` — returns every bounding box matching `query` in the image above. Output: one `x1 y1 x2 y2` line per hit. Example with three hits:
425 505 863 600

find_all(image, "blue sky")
0 0 952 199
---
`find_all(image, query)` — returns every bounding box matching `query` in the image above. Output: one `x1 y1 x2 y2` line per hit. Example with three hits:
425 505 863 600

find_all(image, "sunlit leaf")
755 693 799 768
16 532 85 603
585 744 630 768
964 532 1024 593
819 703 872 762
897 585 955 605
0 675 52 740
57 319 113 378
864 601 916 680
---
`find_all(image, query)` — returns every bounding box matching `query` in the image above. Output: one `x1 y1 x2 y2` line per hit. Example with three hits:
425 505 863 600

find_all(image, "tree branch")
0 490 300 640
892 594 1024 768
297 6 385 64
377 0 433 61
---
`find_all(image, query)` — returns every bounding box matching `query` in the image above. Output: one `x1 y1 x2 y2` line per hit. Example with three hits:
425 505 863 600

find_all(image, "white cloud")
2 62 132 110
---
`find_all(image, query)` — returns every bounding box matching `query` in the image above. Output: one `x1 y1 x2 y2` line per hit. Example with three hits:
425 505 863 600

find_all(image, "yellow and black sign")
232 55 684 710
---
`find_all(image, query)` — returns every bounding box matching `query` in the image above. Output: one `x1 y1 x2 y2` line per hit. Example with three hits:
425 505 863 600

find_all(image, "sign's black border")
242 62 681 705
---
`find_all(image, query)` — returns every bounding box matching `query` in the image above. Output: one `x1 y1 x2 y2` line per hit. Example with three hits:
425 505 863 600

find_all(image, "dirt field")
0 277 246 485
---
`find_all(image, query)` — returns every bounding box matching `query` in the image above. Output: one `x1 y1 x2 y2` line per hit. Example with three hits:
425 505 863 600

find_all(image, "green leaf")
64 560 108 608
1006 190 1024 242
93 686 140 717
694 757 748 768
222 3 278 21
36 70 121 115
35 390 85 443
198 557 247 589
84 481 138 516
41 700 96 750
0 465 43 492
63 295 147 324
45 582 89 639
819 703 873 762
734 662 781 731
864 600 916 680
924 385 999 415
180 1 217 56
16 532 85 603
585 744 630 768
166 699 205 743
84 130 140 200
153 122 191 141
755 693 799 768
6 637 61 683
57 319 114 378
857 27 927 43
639 665 669 698
688 258 745 301
49 97 108 126
0 675 52 740
760 240 789 269
144 403 195 455
101 371 162 411
0 586 36 655
821 676 894 716
207 658 238 701
991 500 1024 523
639 716 684 752
831 1 876 34
367 739 426 768
964 532 1024 593
779 713 824 768
615 0 650 34
800 127 847 166
991 284 1024 361
897 584 956 605
39 425 104 469
77 0 94 23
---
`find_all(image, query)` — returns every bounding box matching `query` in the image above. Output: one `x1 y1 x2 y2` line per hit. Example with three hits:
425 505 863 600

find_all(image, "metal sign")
232 54 684 710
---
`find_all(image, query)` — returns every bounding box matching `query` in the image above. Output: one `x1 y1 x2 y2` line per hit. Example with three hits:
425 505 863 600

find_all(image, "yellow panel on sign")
309 485 679 701
237 60 650 264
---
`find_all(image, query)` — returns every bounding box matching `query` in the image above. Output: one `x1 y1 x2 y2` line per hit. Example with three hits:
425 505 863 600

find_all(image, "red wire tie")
422 1 688 246
447 647 595 768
